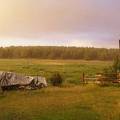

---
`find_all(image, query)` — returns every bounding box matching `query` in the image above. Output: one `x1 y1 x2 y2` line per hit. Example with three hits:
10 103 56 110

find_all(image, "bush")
112 56 120 73
50 72 63 86
102 56 120 84
103 67 116 80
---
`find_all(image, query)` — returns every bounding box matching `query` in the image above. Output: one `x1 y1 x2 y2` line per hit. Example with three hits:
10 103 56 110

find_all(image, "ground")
0 59 119 120
0 59 112 84
0 85 120 120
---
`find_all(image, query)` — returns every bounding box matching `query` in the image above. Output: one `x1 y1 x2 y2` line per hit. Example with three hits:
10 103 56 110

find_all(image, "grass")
0 59 112 84
0 59 118 120
0 85 120 120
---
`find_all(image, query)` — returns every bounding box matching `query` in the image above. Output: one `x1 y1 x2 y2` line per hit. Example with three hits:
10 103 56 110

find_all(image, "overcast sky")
0 0 120 48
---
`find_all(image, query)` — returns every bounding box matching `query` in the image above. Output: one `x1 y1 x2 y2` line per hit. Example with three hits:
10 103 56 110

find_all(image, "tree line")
0 46 119 60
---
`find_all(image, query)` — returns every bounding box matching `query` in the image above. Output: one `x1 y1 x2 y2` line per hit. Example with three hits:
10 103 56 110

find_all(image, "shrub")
50 72 63 86
101 56 120 84
103 67 116 80
112 56 120 73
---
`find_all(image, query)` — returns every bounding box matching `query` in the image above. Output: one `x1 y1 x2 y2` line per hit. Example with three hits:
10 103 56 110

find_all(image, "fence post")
82 72 85 84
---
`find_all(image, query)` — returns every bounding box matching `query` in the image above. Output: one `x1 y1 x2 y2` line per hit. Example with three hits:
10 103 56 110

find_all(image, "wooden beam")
119 40 120 51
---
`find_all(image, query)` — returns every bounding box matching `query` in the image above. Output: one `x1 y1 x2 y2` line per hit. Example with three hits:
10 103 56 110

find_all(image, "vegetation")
112 56 120 73
0 46 118 60
0 59 112 84
50 72 63 86
0 59 119 120
0 85 120 120
102 56 120 82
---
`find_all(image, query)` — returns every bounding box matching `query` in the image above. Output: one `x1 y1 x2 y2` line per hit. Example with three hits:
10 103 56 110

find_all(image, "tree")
0 46 118 60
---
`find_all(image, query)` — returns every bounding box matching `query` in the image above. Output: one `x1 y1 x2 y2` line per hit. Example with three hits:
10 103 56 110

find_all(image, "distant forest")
0 46 119 60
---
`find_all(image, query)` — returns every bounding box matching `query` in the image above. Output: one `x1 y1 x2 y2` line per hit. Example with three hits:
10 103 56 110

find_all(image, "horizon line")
0 45 118 49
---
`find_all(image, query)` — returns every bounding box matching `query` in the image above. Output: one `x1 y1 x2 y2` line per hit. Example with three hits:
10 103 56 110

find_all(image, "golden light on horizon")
0 0 119 48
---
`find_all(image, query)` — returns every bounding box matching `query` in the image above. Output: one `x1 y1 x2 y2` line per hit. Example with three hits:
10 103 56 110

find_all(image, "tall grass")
0 85 120 120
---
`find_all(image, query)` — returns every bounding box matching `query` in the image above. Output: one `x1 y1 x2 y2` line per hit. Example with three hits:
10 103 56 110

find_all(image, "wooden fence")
81 72 120 84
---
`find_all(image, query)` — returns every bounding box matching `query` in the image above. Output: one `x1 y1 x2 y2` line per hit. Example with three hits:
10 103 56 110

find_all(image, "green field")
0 59 112 84
0 85 120 120
0 59 119 120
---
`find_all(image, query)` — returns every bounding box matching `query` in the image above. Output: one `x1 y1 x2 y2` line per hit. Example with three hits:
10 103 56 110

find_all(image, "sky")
0 0 120 48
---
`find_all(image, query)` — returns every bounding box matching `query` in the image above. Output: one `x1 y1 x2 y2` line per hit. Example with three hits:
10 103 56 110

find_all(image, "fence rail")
81 72 120 84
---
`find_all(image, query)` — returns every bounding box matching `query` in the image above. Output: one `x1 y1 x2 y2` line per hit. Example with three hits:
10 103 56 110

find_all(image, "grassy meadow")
0 59 119 120
0 85 120 120
0 59 112 84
